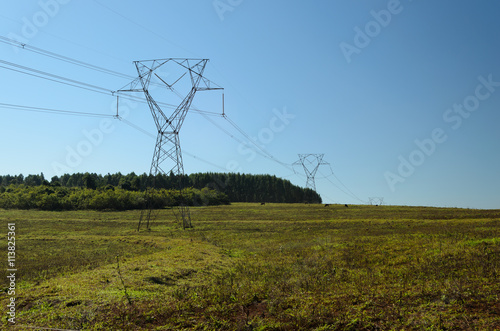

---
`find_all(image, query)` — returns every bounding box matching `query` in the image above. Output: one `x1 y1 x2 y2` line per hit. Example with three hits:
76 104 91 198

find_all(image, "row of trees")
0 172 321 204
0 186 229 211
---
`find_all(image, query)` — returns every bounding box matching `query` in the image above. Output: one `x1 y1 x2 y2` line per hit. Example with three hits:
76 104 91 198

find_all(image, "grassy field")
1 203 500 330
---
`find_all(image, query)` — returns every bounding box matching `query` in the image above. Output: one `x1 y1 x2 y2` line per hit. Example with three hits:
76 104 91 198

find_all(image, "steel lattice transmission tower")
120 58 222 230
368 197 384 206
293 154 329 192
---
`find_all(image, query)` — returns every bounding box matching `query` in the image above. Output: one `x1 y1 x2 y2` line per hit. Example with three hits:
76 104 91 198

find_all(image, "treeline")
0 172 321 204
0 186 229 211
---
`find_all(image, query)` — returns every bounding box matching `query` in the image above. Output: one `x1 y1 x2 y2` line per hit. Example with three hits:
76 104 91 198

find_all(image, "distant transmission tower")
369 197 384 206
120 58 222 230
293 154 329 191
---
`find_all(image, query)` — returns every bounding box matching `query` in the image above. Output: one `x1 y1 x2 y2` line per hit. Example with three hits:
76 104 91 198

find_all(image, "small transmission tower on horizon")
293 154 329 192
369 197 385 206
120 58 223 230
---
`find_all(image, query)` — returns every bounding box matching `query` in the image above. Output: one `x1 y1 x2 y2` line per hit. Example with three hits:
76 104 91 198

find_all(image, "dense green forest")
0 172 321 211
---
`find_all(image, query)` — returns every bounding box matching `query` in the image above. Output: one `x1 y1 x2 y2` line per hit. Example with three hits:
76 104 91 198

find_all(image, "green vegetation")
0 186 229 211
1 204 500 330
0 172 322 204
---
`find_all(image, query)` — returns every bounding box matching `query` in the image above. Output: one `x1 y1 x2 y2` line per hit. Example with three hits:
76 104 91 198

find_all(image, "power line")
1 34 292 169
330 169 365 203
224 115 294 171
0 102 115 118
0 60 113 95
0 100 236 174
120 110 295 175
1 35 295 178
77 4 287 164
162 75 294 172
118 117 155 138
0 96 312 186
0 35 133 80
0 34 217 107
0 13 129 64
0 34 181 93
319 171 358 201
0 56 222 116
118 117 227 172
0 56 292 172
0 101 231 174
317 168 366 204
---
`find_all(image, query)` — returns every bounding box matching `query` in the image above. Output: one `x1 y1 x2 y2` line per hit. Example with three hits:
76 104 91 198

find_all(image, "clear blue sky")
0 0 499 209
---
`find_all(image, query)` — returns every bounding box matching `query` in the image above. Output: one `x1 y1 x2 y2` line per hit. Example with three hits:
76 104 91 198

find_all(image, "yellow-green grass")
1 203 500 330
